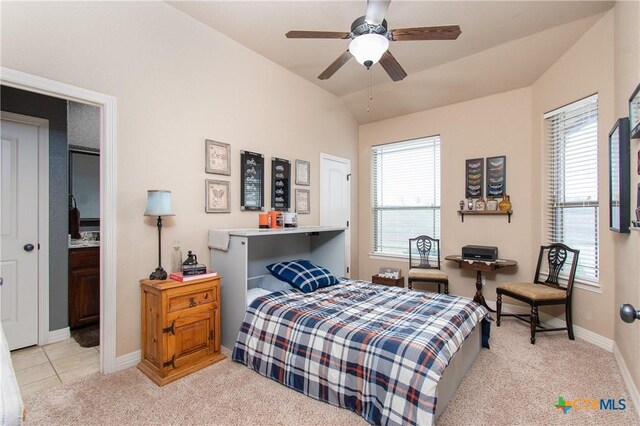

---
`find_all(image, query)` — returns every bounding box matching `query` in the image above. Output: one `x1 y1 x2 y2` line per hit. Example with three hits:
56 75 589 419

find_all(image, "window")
371 136 441 257
544 95 599 284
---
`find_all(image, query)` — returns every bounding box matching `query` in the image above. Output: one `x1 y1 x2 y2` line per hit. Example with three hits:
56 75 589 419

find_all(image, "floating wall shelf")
458 210 512 223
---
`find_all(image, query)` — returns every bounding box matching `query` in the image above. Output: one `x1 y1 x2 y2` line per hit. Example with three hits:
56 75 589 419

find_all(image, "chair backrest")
409 235 441 270
533 243 580 296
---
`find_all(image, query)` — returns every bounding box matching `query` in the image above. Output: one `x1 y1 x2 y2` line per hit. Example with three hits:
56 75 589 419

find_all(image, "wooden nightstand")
138 276 225 386
371 275 405 288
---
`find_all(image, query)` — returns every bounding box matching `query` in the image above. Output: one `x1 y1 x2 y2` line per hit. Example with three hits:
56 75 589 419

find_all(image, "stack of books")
169 264 217 282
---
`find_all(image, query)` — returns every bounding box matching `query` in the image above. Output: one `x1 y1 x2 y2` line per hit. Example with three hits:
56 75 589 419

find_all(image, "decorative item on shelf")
459 200 465 211
144 190 175 280
183 250 198 267
269 211 283 229
283 212 298 228
258 213 270 229
486 198 498 211
171 240 183 273
475 197 486 211
498 194 512 212
467 199 474 211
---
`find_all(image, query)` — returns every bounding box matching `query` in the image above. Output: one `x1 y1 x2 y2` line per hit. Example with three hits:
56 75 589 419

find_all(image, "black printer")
462 245 498 262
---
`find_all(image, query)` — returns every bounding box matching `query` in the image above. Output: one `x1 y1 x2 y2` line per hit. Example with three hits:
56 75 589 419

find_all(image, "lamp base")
149 267 167 280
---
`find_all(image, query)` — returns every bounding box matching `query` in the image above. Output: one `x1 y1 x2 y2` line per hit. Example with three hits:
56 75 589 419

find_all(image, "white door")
320 153 351 277
1 118 40 350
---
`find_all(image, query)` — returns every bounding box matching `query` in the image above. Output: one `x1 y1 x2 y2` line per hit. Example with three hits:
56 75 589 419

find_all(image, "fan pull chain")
367 69 372 113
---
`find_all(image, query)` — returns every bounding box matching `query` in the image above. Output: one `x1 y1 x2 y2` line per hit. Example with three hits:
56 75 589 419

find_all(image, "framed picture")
205 179 230 213
635 184 640 228
486 155 506 197
637 150 640 175
271 157 291 211
240 150 264 211
205 140 231 175
295 159 310 186
295 189 310 214
465 158 484 199
629 83 640 139
609 117 630 233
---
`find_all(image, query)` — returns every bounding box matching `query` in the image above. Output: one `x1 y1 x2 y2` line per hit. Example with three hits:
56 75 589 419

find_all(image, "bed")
1 325 24 425
233 279 488 426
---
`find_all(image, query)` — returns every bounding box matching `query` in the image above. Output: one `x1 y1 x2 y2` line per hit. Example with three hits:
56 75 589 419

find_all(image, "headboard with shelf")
209 226 346 349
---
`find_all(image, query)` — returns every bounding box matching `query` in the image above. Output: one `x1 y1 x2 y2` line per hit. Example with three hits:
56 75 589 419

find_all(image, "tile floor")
10 338 100 397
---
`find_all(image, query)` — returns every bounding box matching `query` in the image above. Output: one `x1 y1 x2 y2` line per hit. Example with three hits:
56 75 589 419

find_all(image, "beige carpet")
23 319 637 425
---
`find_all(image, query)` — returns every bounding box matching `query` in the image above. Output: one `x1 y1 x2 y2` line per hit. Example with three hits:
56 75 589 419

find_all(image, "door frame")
319 153 351 277
1 67 118 374
1 111 50 348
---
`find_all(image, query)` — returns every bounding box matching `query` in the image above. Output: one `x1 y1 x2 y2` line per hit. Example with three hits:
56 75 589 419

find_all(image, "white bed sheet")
0 325 23 425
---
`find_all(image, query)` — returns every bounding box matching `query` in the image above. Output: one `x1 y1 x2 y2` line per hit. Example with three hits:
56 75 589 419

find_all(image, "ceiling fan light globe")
349 33 389 67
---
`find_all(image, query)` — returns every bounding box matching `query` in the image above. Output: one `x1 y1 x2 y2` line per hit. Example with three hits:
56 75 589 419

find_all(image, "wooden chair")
496 243 580 344
408 236 448 294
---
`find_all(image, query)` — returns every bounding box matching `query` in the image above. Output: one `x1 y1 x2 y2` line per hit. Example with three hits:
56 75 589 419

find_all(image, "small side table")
372 275 405 288
445 255 517 312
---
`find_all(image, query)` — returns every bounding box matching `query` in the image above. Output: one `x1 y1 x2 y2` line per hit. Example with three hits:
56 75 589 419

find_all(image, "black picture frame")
609 117 631 233
240 150 264 211
271 157 291 211
486 155 506 197
629 83 640 139
465 158 484 199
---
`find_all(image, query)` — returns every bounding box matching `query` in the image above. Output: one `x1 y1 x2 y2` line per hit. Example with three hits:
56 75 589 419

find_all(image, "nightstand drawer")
167 289 215 313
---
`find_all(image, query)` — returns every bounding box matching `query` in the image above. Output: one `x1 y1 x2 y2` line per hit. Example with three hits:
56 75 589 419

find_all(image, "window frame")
543 94 600 286
370 136 441 259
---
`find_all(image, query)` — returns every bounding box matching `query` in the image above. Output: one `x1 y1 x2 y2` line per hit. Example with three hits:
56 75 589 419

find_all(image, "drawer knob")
189 297 197 307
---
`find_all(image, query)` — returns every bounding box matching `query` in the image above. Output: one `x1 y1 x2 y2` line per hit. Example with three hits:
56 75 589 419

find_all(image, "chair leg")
496 293 502 326
530 306 538 344
566 302 575 340
444 280 449 295
408 279 413 290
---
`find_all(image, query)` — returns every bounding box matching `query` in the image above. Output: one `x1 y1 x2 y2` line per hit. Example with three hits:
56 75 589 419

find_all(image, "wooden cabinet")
68 247 100 329
138 276 225 386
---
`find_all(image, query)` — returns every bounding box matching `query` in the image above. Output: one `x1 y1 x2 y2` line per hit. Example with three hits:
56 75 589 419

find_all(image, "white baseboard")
487 301 614 352
48 327 70 344
115 350 140 371
613 343 640 417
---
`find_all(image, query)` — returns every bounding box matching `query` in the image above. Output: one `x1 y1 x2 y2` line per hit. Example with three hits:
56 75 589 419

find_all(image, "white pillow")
246 288 272 307
259 273 293 292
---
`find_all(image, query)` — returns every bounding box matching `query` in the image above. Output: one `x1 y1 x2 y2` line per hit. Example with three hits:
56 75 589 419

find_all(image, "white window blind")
371 136 441 256
544 94 599 283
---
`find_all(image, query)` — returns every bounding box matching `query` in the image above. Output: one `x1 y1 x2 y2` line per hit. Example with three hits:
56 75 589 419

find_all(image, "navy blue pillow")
266 259 339 293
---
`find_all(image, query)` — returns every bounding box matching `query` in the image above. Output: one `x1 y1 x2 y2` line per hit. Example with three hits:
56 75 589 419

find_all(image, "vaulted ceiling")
169 1 614 124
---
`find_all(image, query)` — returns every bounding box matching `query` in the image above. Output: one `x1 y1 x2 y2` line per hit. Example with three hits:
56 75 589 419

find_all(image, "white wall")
1 1 359 356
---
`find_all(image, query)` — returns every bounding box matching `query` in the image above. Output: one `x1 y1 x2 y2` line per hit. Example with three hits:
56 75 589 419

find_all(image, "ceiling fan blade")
365 0 391 26
390 25 461 41
286 30 350 39
318 50 352 80
379 50 407 82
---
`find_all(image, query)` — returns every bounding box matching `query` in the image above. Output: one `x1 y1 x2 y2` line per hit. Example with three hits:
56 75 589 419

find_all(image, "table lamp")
144 190 175 280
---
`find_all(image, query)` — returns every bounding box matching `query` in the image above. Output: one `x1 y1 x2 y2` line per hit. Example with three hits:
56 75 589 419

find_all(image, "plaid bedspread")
232 280 488 426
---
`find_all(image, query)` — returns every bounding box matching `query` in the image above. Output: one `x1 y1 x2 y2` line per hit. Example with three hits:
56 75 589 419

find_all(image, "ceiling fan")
285 0 461 82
